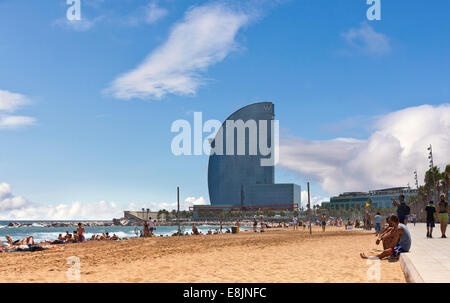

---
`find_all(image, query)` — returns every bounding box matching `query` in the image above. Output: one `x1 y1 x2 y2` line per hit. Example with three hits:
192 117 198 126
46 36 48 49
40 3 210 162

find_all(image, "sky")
0 0 449 220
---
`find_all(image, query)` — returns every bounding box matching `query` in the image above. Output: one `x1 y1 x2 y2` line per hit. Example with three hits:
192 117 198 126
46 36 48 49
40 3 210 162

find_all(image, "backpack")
404 205 411 216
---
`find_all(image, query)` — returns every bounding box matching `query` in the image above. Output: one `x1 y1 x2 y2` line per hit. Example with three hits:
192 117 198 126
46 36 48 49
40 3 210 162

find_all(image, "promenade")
400 223 450 282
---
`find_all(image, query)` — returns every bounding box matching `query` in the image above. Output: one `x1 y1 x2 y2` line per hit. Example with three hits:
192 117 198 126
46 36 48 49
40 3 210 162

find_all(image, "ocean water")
0 221 250 243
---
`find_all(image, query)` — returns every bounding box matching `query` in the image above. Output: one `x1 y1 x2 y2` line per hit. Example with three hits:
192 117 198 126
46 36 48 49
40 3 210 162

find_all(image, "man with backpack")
391 194 410 225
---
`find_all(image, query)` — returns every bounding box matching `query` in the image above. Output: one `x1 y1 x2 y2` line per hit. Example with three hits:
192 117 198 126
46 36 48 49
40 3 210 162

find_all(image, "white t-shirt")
148 219 155 228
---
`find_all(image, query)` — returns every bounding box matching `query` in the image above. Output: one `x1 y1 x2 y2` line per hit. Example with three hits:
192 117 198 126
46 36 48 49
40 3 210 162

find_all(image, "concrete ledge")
400 253 424 283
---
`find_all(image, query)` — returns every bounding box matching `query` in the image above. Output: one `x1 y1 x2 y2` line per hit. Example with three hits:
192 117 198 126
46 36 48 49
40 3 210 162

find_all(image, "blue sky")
0 0 449 219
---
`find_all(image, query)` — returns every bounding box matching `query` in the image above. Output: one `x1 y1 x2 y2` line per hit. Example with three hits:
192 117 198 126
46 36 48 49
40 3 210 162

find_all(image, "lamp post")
307 182 311 234
428 145 437 202
177 186 180 235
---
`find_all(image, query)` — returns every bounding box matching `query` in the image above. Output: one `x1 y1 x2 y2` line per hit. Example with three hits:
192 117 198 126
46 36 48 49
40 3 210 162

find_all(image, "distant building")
192 102 301 216
321 187 418 210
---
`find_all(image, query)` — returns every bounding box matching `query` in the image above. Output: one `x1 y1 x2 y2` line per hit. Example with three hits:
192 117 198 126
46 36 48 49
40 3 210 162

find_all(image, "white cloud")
278 104 450 195
0 182 207 220
0 90 30 112
0 115 35 129
107 2 250 99
0 90 35 129
145 1 168 24
52 16 104 32
341 22 391 56
300 190 329 207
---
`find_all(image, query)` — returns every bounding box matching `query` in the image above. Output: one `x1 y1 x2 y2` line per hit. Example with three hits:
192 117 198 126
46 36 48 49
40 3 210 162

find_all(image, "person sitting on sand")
73 231 79 243
64 233 73 243
192 224 200 235
111 234 119 241
207 229 212 235
375 216 397 250
225 228 230 233
361 215 411 260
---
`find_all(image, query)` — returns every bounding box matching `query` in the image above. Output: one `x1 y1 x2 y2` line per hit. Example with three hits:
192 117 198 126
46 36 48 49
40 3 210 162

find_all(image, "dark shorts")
149 227 154 232
391 243 408 257
321 221 326 226
426 220 435 228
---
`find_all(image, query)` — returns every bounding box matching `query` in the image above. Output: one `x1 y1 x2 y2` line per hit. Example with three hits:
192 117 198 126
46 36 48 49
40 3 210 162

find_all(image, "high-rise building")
192 102 301 215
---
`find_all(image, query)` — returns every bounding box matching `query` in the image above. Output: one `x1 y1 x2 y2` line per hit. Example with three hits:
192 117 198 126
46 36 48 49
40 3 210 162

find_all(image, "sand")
0 226 405 283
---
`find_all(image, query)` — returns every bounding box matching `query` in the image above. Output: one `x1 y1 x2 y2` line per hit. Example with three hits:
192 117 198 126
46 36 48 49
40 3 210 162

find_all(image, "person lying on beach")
6 235 35 246
361 215 411 260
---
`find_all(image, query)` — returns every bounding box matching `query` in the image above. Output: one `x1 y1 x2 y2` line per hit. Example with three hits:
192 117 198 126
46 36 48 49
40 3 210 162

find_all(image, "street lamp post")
428 145 437 202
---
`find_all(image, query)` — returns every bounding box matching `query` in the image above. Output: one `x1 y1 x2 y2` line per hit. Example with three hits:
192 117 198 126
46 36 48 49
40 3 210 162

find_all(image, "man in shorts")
425 200 436 238
360 215 411 259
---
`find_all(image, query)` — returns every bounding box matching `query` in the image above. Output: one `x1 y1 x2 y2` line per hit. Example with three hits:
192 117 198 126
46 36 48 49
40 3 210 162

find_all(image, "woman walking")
437 194 449 238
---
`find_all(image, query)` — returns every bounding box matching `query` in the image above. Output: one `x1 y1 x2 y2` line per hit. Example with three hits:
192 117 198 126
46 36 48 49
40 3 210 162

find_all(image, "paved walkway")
400 223 450 282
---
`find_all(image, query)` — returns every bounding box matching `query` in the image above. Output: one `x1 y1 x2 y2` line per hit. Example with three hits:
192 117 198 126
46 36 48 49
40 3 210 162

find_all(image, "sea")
0 221 250 243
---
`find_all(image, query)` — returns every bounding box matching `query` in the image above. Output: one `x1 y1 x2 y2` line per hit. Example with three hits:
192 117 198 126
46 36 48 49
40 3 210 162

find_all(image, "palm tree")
425 166 441 201
442 164 450 197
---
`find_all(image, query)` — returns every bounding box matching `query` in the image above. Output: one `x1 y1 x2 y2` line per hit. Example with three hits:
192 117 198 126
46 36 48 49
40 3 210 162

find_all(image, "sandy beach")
0 226 405 283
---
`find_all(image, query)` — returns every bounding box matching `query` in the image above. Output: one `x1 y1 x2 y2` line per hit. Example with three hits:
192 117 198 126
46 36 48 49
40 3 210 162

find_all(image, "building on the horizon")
191 102 301 216
321 187 419 210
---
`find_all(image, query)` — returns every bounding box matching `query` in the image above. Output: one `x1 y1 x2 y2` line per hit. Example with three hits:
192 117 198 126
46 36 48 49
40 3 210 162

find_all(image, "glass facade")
207 102 300 208
323 187 418 210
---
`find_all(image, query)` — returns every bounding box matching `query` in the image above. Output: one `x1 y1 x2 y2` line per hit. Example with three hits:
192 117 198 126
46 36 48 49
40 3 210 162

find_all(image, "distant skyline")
0 0 449 219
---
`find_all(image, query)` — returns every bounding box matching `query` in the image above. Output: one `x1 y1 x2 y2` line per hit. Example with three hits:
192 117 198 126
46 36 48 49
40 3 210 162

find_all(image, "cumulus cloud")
0 90 35 129
341 22 391 56
0 182 206 220
144 1 168 24
300 190 329 207
107 2 250 99
278 104 450 195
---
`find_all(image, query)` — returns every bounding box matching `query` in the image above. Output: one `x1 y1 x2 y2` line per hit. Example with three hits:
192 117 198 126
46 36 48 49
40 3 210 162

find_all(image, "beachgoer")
293 217 298 230
253 218 258 232
361 215 411 259
148 217 155 236
375 212 382 235
143 220 150 237
436 194 449 238
425 200 436 238
391 195 410 224
321 214 327 232
192 223 200 235
77 223 85 242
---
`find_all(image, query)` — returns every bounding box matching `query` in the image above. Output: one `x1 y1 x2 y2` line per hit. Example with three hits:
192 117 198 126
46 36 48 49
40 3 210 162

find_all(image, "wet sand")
0 226 405 283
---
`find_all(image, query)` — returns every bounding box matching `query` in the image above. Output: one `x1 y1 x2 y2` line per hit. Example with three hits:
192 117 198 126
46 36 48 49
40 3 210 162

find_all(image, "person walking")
425 200 436 238
148 217 155 236
375 212 382 235
436 194 449 238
